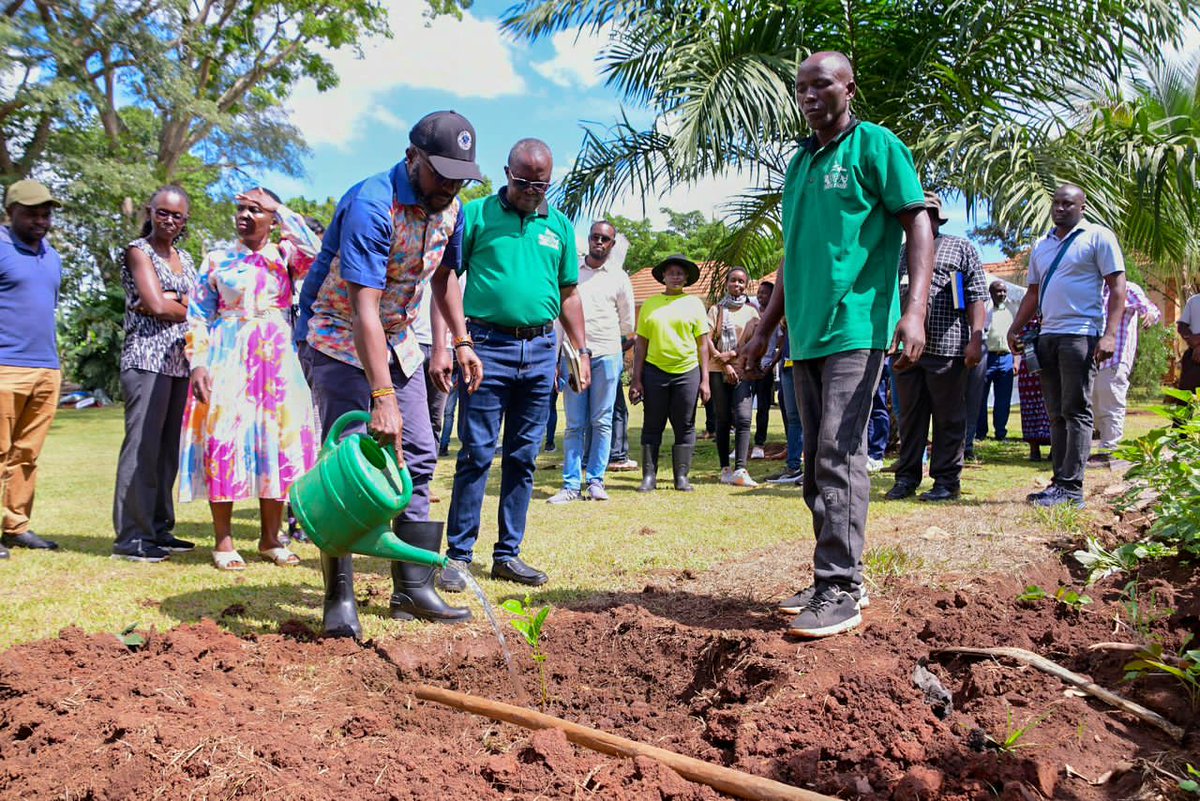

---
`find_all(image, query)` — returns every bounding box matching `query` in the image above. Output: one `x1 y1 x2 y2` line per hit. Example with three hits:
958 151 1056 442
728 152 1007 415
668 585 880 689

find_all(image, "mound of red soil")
1 557 1196 800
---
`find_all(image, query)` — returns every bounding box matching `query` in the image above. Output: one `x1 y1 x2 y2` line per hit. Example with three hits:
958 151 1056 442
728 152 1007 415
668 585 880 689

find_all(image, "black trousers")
1036 334 1098 494
710 372 753 469
112 369 188 550
753 375 774 446
420 343 449 447
640 364 700 449
893 353 969 489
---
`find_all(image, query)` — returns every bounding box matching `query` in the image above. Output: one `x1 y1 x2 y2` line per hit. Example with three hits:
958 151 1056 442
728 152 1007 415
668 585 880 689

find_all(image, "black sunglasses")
589 233 613 243
505 166 551 193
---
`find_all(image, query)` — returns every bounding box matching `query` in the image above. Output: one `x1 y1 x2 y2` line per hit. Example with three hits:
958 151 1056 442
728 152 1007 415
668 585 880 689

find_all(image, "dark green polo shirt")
781 120 925 360
459 189 578 327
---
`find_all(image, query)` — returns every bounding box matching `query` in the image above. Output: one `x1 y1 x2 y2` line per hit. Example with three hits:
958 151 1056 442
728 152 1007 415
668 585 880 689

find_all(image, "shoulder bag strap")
1037 228 1084 315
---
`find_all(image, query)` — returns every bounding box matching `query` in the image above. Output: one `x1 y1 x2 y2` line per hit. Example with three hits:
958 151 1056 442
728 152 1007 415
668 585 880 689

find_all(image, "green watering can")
288 410 446 568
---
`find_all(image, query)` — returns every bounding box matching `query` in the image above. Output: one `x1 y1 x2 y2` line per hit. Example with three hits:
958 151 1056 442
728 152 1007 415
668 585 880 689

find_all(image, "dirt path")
1 466 1197 800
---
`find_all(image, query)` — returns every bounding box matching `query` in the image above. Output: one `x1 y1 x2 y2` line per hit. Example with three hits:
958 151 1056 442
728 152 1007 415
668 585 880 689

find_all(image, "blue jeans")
778 365 804 471
561 353 621 490
867 361 891 460
977 351 1014 440
446 323 557 564
439 361 458 454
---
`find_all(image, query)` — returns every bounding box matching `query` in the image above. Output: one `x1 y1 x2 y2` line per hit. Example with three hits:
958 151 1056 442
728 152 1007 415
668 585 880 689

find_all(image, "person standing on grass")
1178 289 1200 393
297 110 485 638
630 255 711 492
741 51 933 638
0 180 64 560
1089 281 1159 462
1007 183 1126 508
750 280 777 461
865 362 891 474
763 319 805 486
976 280 1016 442
607 333 638 472
884 192 986 503
708 267 761 487
112 186 198 563
547 220 634 504
438 138 589 593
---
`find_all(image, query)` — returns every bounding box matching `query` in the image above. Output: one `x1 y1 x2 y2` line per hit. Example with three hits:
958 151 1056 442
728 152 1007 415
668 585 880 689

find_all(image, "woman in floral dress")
180 188 321 570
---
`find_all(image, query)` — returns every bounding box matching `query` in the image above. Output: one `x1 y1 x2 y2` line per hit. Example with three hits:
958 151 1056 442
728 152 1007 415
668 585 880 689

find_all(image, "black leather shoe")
491 557 548 587
883 483 917 501
919 485 960 502
156 536 195 552
2 531 58 550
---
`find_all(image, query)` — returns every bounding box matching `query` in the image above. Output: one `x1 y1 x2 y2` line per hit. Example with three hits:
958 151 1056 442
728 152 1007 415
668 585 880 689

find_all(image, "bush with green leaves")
58 287 126 399
1128 323 1174 402
1117 389 1200 557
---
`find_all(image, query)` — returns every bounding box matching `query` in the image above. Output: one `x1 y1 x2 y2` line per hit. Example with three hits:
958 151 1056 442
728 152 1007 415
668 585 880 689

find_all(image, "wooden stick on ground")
410 683 840 801
931 645 1185 742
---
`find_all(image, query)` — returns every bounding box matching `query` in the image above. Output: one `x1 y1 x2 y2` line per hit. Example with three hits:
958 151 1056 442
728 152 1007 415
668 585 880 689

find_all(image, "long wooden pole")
410 683 841 801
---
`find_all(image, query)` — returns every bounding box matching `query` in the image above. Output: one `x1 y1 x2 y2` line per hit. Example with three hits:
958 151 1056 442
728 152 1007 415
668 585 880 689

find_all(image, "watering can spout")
353 525 448 568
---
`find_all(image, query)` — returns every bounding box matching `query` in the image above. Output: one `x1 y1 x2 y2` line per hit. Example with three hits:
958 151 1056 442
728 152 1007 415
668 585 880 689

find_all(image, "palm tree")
502 0 1198 274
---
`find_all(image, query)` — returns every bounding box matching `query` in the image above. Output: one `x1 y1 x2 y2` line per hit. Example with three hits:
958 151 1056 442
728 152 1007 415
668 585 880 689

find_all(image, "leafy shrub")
1128 323 1174 401
58 287 125 399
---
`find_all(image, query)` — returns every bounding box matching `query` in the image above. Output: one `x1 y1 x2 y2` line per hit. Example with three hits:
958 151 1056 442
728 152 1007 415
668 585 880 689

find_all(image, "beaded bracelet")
370 387 395 399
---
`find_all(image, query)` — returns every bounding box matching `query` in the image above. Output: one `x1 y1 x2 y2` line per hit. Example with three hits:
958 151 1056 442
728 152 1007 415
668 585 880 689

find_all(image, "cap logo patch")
457 131 472 151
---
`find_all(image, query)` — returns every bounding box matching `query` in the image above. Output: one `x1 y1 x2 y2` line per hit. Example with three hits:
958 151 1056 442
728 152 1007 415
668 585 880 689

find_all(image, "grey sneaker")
777 583 870 615
585 481 609 501
546 488 581 504
765 466 804 485
788 584 863 638
436 559 469 592
1031 485 1085 508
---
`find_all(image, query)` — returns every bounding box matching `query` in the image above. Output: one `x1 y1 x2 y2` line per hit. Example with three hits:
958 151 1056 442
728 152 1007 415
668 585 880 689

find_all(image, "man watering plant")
296 110 484 639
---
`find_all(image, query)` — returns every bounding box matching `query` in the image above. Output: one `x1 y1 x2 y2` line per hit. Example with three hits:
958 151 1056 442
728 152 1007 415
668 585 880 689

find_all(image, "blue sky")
264 0 1005 263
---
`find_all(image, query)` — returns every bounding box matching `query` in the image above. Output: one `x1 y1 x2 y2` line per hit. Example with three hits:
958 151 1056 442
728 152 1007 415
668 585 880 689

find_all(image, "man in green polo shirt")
743 51 934 638
440 138 590 590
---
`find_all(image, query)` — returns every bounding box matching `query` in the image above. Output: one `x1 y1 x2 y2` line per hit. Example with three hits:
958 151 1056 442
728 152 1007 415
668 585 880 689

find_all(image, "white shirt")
575 256 635 357
1028 220 1124 336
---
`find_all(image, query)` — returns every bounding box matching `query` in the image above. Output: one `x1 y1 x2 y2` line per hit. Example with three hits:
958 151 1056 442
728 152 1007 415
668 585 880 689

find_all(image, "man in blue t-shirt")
1007 183 1126 507
0 180 64 558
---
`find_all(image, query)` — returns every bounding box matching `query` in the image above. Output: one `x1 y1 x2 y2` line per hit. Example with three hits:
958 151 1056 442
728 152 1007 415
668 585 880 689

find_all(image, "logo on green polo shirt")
824 163 849 191
537 230 561 251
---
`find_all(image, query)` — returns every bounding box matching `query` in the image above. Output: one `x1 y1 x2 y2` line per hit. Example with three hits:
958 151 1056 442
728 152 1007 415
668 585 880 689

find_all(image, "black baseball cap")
409 110 484 182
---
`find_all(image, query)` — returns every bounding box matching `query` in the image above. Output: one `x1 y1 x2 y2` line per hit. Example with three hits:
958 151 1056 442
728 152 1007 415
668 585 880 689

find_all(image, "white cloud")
285 0 525 149
606 169 761 228
531 27 610 89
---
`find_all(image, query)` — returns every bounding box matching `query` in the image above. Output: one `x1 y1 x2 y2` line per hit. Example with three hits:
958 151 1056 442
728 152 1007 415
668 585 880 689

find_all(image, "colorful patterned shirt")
298 161 462 376
1099 280 1161 370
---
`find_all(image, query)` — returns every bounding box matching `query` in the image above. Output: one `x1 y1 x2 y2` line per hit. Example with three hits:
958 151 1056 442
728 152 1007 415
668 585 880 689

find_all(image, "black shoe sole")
110 553 169 563
390 605 472 623
490 571 548 587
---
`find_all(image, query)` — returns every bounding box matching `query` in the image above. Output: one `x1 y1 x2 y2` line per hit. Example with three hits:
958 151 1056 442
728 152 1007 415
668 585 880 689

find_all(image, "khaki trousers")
0 366 61 534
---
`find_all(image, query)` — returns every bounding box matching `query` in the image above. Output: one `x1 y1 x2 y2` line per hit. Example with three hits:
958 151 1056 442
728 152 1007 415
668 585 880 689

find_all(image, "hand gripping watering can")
288 411 447 568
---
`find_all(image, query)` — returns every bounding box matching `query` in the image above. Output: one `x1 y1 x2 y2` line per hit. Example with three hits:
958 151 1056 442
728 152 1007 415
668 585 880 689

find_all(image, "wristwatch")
577 347 593 358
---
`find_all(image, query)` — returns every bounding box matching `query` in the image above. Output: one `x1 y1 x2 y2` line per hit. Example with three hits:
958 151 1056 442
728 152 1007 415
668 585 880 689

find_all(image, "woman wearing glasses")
112 186 200 562
179 188 322 570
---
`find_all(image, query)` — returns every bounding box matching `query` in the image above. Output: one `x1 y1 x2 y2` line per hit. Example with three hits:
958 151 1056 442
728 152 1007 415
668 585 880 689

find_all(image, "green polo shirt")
459 189 578 327
781 120 925 360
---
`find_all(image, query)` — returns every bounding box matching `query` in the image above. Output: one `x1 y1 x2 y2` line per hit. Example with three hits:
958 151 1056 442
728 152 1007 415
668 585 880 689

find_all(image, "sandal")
212 549 246 571
258 546 300 567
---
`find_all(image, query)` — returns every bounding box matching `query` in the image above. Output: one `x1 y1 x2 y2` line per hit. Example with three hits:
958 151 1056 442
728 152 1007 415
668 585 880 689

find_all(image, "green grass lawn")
0 397 1161 649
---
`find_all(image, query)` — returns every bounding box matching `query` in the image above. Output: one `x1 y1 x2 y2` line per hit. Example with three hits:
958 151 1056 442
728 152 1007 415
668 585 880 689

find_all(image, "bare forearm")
559 287 587 349
431 265 468 351
1010 288 1039 335
1103 277 1126 339
632 337 648 380
757 260 787 333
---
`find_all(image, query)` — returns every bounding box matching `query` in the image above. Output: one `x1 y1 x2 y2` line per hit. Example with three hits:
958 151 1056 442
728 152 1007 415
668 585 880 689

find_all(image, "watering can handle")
322 410 373 457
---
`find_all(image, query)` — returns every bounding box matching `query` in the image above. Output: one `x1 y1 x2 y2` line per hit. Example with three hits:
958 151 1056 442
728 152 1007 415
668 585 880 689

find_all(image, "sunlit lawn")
0 396 1160 649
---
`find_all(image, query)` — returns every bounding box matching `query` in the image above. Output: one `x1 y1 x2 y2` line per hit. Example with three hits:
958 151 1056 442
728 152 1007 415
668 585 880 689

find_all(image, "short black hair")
304 216 326 236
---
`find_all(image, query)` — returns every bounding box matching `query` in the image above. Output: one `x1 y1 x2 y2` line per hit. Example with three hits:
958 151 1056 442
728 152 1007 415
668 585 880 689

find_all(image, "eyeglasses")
505 167 551 193
153 208 187 222
589 234 613 243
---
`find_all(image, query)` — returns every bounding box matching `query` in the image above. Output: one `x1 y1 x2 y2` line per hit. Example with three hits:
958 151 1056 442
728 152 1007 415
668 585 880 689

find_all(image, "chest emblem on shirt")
824 163 849 190
538 230 561 251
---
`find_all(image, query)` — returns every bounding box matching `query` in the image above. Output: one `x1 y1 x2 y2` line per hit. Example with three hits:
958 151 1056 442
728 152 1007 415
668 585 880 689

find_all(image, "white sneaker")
866 457 884 473
731 468 759 487
719 466 734 484
751 446 765 460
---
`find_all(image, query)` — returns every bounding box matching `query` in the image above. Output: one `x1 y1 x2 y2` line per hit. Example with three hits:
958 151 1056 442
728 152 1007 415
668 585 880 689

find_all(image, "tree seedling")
116 623 144 652
1054 587 1092 613
1180 764 1200 795
1124 635 1200 709
1016 585 1047 604
991 706 1050 754
501 595 551 709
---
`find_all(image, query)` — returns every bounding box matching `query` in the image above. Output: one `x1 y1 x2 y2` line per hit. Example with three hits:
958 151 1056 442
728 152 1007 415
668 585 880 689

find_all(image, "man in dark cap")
296 110 484 638
0 180 64 559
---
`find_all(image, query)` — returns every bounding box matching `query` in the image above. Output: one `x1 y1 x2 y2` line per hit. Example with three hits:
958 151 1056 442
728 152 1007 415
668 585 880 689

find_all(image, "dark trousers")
446 323 557 564
977 351 1014 440
962 354 988 453
867 361 891 460
1036 334 1098 494
794 349 884 589
308 347 436 522
753 376 774 446
893 353 969 489
112 369 188 550
710 372 753 469
641 363 700 449
609 372 630 461
420 344 449 448
545 388 558 448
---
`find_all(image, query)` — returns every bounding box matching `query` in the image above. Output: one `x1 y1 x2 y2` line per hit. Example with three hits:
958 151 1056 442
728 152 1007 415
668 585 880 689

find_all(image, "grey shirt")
1028 221 1124 336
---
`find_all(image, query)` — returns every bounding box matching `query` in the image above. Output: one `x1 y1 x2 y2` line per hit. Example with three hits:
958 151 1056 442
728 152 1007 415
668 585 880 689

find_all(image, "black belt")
469 320 554 340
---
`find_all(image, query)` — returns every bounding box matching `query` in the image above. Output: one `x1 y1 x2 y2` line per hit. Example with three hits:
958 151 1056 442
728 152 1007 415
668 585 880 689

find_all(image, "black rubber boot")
638 444 659 493
321 553 362 639
672 444 695 491
389 521 472 623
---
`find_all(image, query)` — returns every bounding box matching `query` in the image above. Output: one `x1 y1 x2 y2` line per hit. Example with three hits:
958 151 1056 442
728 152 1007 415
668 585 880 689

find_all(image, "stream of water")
460 571 525 700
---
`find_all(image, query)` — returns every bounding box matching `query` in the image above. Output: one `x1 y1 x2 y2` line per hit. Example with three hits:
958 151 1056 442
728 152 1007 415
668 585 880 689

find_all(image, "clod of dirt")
912 663 953 719
277 619 318 641
894 765 944 801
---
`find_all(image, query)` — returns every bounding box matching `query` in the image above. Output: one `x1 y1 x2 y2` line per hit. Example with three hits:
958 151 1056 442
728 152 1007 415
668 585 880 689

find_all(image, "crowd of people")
1 52 1197 641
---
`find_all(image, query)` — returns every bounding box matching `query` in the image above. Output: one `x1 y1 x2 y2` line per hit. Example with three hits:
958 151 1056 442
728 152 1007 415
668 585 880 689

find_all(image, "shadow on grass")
41 517 270 559
158 582 326 638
